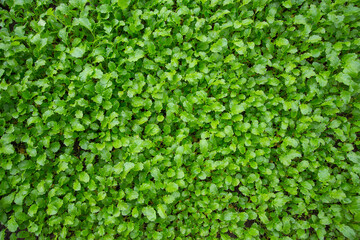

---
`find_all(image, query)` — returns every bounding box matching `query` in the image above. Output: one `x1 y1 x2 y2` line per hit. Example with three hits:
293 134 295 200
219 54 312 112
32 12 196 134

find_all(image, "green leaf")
118 0 131 9
249 227 259 236
166 182 178 193
132 207 139 218
71 119 85 131
142 206 157 221
349 197 360 215
239 212 249 221
128 49 145 62
282 0 292 8
199 139 208 153
79 172 90 183
343 54 360 77
7 217 18 232
318 167 330 182
279 150 302 166
210 38 228 53
70 46 86 58
124 162 135 172
69 0 88 8
273 196 289 208
157 204 167 219
73 180 81 191
335 73 352 86
300 104 312 115
75 17 92 32
330 189 346 200
28 204 38 217
1 144 15 154
336 224 356 240
224 126 233 136
114 162 124 174
47 204 58 216
347 152 360 164
275 38 289 47
145 124 161 136
223 211 234 221
37 153 46 166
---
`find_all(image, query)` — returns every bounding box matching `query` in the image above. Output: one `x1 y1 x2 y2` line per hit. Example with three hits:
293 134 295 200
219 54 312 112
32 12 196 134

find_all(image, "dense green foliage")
1 0 360 239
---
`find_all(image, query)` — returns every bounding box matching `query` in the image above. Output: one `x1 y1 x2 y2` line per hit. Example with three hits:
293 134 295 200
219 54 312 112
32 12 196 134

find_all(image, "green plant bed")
0 0 360 239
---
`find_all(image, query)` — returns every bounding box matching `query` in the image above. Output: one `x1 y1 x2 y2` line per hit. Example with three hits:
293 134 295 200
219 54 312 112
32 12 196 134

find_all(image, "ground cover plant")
0 0 360 239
